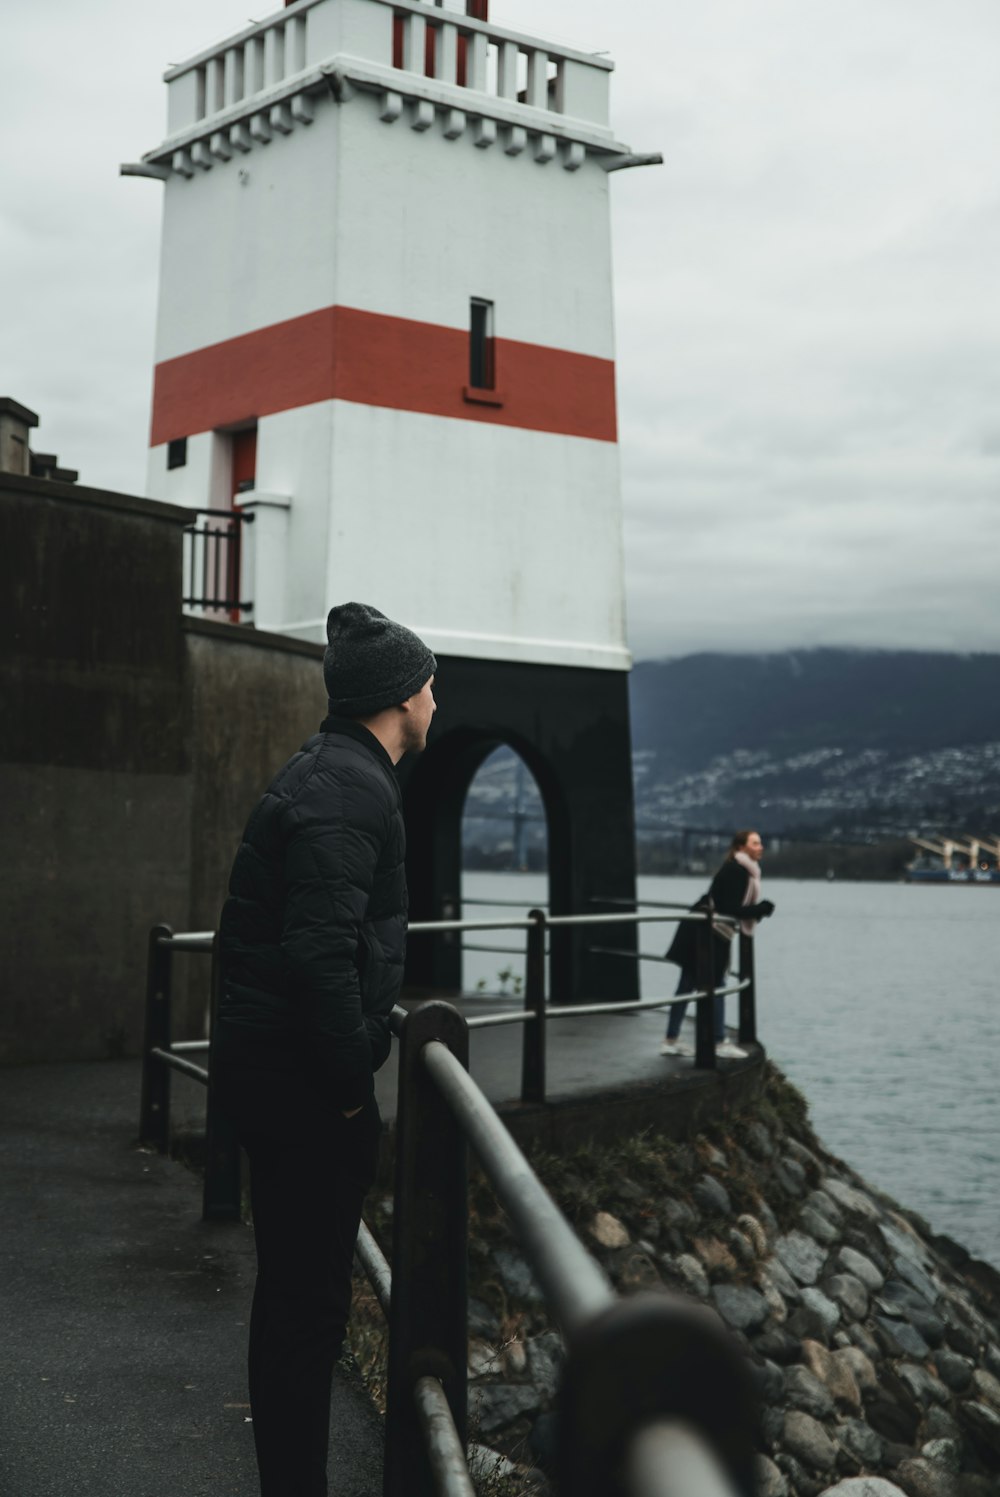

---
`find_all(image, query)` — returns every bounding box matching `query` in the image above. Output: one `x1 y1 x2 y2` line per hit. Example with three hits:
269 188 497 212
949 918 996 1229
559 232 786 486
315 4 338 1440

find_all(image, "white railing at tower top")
158 0 614 145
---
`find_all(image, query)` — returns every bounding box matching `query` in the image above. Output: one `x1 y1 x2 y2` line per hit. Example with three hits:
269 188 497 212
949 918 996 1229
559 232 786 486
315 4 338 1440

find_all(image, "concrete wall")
0 474 193 1062
0 474 330 1064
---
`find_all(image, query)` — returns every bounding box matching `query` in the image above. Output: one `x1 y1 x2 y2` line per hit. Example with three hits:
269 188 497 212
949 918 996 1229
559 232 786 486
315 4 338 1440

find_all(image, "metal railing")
181 508 254 619
138 904 759 1495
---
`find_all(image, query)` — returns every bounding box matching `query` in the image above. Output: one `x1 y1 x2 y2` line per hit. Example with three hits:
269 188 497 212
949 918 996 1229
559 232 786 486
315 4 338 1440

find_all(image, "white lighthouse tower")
135 0 653 1000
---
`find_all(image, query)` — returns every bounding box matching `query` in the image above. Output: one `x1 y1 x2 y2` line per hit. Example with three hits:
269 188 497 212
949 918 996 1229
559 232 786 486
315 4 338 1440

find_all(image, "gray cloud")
5 0 999 656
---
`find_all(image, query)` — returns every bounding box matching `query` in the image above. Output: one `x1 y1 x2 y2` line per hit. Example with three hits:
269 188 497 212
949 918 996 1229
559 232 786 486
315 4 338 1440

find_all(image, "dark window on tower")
167 437 187 470
469 298 495 390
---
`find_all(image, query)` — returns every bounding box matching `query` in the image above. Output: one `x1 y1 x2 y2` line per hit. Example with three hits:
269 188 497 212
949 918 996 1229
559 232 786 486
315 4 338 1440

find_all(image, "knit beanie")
324 602 436 717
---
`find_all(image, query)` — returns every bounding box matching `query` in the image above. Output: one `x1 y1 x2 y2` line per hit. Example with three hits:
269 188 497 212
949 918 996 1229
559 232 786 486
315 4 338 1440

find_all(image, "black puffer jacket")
218 717 405 1111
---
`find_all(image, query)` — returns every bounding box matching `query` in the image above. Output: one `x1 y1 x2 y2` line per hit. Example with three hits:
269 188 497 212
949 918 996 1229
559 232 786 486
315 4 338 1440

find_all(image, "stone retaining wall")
366 1064 1000 1496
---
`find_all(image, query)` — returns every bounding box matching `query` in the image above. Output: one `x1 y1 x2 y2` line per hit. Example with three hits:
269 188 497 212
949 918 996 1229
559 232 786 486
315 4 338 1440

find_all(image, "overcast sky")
5 0 999 659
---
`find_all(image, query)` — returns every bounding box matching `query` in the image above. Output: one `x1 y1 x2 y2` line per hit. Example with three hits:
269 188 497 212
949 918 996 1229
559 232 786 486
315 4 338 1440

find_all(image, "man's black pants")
215 1048 381 1497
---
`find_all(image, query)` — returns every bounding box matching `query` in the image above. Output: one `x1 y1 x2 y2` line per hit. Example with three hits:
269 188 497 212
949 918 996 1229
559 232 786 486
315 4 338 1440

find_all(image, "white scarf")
733 850 762 937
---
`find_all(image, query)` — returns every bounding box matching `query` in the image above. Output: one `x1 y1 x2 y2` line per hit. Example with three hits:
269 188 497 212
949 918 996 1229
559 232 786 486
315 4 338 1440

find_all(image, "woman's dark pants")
215 1052 381 1497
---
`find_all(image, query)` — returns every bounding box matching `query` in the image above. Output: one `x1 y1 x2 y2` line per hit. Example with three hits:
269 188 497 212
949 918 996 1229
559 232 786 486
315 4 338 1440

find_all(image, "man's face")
401 676 436 753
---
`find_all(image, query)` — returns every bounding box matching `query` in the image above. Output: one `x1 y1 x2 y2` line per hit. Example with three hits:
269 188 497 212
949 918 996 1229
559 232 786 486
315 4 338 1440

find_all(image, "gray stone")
756 1196 780 1236
468 1297 498 1336
774 1453 810 1492
801 1285 842 1331
493 1247 544 1302
933 1350 973 1393
661 1197 698 1229
821 1176 881 1221
833 1330 852 1349
746 1120 776 1159
835 1345 878 1397
806 1188 844 1226
909 1309 946 1350
894 1457 959 1497
783 1409 838 1471
776 1230 828 1286
753 1328 803 1365
971 1367 1000 1410
897 1362 950 1408
879 1219 935 1273
985 1342 1000 1378
801 1205 842 1245
468 1444 521 1483
839 1245 885 1292
943 1319 979 1358
919 1439 961 1474
875 1279 930 1318
762 1257 802 1303
786 1136 822 1171
786 1365 836 1419
959 1399 1000 1459
817 1482 906 1497
893 1253 940 1308
761 1403 785 1448
703 1142 727 1169
922 1407 961 1443
755 1453 788 1497
673 1252 710 1299
693 1174 732 1217
848 1321 882 1361
826 1272 870 1322
474 1383 539 1435
874 1315 930 1360
737 1212 769 1256
527 1331 563 1397
468 1338 504 1378
711 1282 770 1331
748 1361 781 1403
838 1418 885 1467
775 1155 809 1197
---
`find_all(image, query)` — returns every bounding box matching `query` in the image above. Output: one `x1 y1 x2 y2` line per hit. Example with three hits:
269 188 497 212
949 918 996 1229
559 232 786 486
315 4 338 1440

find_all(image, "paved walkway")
0 1004 751 1497
0 1061 383 1497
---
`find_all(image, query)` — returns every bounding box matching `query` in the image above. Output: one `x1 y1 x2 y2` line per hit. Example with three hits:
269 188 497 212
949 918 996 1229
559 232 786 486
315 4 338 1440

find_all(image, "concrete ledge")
0 470 191 525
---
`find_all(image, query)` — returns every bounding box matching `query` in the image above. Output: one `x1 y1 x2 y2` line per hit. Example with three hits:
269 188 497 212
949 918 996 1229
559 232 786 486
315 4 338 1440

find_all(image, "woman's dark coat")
665 858 769 978
217 717 404 1112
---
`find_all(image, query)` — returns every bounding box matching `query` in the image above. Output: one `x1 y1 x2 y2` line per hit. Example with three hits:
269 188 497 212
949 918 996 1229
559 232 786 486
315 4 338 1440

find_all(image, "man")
215 601 436 1497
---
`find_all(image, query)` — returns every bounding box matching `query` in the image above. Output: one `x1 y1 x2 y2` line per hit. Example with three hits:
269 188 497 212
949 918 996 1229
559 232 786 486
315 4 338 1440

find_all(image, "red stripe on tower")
150 306 617 447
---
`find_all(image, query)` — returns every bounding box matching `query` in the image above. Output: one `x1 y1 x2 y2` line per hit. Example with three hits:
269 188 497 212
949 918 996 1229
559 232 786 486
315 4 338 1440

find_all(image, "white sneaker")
715 1040 748 1059
660 1039 693 1057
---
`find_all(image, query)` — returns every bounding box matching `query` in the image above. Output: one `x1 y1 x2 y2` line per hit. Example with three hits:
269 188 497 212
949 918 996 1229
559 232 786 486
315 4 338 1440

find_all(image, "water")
460 870 1000 1269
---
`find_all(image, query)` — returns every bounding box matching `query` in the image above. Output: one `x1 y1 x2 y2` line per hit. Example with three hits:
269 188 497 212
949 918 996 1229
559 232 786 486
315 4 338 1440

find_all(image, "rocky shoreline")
361 1063 1000 1496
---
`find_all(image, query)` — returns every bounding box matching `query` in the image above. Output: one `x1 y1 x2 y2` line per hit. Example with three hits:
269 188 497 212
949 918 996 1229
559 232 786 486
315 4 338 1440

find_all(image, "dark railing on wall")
139 908 758 1496
181 508 254 619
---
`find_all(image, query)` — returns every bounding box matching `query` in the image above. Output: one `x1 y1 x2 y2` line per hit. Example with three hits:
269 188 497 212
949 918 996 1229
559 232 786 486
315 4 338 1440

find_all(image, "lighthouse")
135 0 652 1001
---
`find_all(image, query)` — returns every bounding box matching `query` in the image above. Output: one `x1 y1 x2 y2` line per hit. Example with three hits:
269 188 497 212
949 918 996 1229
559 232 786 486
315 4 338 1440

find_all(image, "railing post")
738 930 757 1046
202 935 242 1221
557 1293 758 1497
520 908 547 1104
694 904 716 1070
385 1001 469 1497
139 923 173 1151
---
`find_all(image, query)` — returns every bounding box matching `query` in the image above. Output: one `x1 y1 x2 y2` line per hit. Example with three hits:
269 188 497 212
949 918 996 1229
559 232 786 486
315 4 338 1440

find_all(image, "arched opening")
396 655 639 1006
460 745 549 1000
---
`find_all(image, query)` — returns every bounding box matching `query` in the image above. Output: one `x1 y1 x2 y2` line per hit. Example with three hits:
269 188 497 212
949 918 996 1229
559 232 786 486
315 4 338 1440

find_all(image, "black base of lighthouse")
398 655 638 1005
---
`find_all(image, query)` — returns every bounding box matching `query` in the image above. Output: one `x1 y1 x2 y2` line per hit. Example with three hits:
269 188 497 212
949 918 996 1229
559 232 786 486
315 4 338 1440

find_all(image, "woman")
661 829 775 1059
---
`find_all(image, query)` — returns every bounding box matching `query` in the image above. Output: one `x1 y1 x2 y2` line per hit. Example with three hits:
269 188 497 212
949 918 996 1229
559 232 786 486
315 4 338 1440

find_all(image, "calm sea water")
460 870 999 1270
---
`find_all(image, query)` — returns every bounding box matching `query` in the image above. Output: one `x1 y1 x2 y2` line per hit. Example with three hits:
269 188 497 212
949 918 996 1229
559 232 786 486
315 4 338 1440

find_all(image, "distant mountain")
629 649 1000 838
463 650 1000 857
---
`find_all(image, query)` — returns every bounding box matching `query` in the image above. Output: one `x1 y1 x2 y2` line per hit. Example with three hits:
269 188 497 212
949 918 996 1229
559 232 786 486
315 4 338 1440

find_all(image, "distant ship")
906 835 1000 885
